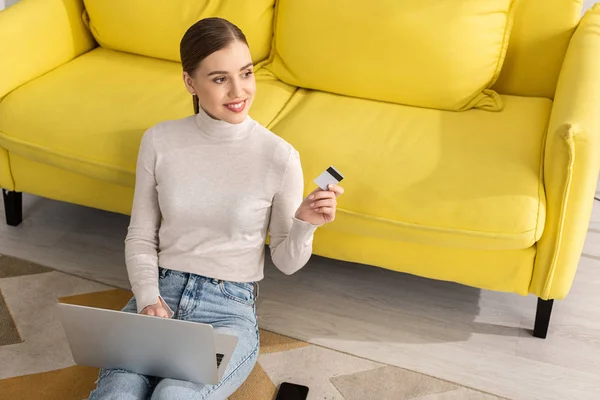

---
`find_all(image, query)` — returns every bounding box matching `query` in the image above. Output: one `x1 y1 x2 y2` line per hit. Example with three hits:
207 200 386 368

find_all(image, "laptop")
56 302 238 385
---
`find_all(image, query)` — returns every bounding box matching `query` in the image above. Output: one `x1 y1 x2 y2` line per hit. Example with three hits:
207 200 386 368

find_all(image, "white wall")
0 0 18 9
583 0 599 14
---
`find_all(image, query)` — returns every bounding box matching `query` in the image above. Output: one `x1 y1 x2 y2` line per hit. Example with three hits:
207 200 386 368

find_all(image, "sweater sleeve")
269 149 318 275
124 128 173 317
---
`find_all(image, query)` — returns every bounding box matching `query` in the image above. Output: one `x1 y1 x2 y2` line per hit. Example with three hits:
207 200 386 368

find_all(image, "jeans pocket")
219 281 255 307
158 267 170 280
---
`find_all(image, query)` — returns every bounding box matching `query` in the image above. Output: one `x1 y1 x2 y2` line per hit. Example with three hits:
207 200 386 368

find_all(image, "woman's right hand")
140 297 170 318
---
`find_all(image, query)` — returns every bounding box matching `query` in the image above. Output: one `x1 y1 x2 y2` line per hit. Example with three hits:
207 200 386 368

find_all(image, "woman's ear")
183 71 196 95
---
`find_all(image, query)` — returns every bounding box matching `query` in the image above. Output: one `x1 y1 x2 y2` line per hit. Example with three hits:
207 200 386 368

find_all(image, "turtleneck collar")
194 105 254 141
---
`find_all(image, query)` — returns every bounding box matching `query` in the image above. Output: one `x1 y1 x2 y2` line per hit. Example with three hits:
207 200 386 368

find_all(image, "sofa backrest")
492 0 583 99
81 0 582 102
265 0 519 112
82 0 275 64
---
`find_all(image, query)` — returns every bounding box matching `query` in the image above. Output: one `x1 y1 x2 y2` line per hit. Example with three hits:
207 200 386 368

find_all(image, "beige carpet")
0 254 504 399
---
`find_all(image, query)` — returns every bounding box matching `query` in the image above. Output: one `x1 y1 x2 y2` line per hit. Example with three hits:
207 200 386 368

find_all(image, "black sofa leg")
2 190 23 227
533 298 554 339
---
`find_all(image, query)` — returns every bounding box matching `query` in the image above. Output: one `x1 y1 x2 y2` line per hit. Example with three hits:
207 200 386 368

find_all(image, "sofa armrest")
532 4 600 300
0 0 95 100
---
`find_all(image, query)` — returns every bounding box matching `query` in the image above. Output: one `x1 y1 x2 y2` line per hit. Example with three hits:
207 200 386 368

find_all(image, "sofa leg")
533 298 554 339
2 190 23 227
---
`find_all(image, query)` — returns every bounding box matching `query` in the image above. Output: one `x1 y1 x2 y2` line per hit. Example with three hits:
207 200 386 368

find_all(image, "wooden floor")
1 180 599 400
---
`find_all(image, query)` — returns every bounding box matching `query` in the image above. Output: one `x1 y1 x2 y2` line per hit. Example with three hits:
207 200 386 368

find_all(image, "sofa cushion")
0 47 296 187
83 0 275 63
271 91 551 251
492 0 583 99
266 0 519 111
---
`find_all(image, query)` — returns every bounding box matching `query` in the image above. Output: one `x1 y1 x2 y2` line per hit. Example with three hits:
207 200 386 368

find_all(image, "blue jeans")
88 267 260 400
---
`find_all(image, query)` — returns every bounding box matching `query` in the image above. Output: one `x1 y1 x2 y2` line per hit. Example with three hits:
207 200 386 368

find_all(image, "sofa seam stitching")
542 129 576 298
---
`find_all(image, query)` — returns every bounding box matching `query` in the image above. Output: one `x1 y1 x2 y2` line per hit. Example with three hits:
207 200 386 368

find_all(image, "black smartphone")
275 382 309 400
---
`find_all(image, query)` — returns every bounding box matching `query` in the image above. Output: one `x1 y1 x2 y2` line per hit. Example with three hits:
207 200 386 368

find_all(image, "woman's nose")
229 79 243 98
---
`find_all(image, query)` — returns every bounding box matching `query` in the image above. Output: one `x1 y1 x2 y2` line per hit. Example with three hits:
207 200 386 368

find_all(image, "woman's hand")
295 184 344 226
140 297 170 318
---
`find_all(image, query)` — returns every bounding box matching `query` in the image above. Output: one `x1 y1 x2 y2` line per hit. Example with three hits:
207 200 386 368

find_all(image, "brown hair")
180 17 249 113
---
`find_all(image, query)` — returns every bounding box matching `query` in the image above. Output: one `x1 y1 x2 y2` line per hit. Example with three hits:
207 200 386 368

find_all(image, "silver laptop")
56 302 238 385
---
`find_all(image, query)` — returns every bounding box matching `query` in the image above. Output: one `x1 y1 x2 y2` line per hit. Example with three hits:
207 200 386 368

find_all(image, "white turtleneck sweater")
125 107 318 314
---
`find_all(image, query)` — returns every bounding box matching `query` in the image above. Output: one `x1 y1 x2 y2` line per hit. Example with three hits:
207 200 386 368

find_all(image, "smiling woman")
180 17 256 123
86 16 344 400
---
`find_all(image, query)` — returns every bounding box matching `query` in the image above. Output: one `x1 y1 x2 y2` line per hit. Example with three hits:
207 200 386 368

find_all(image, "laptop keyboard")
216 353 225 368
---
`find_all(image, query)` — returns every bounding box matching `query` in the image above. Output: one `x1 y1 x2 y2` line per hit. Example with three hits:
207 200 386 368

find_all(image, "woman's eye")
243 70 253 78
213 77 226 84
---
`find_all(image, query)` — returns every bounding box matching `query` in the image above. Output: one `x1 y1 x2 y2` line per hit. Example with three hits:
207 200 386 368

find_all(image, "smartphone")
275 382 309 400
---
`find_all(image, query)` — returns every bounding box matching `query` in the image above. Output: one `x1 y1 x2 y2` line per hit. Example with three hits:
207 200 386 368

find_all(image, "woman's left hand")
295 184 345 226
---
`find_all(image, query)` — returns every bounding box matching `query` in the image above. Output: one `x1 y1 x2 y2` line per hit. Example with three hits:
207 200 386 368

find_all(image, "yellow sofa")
1 0 599 338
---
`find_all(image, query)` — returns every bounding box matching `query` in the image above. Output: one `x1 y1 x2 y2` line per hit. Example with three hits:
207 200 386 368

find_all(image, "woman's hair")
180 17 249 113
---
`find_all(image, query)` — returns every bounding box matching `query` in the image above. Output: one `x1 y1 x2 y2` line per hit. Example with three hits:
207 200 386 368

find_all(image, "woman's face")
183 40 256 124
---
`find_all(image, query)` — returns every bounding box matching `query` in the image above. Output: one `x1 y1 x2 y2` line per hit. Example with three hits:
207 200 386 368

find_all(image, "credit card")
314 166 344 191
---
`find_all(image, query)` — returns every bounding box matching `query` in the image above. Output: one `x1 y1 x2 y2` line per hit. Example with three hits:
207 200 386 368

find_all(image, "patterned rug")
0 255 503 399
